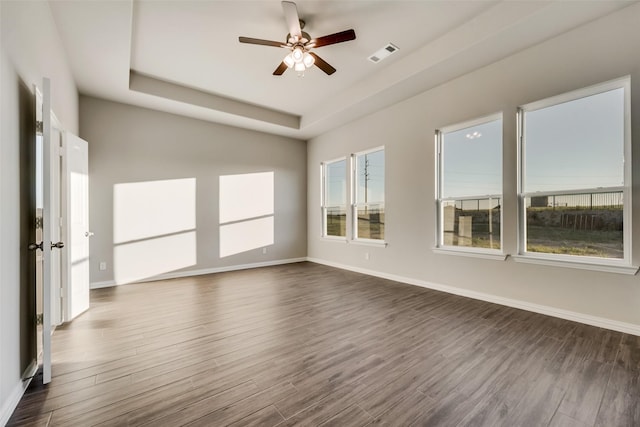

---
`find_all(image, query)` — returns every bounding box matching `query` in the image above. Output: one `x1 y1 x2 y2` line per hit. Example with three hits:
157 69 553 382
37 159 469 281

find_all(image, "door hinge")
35 216 43 230
58 146 64 156
36 313 43 326
36 121 43 135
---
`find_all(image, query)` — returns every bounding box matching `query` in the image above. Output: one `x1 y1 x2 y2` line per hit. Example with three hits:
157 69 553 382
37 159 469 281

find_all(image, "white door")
40 78 61 384
63 132 90 320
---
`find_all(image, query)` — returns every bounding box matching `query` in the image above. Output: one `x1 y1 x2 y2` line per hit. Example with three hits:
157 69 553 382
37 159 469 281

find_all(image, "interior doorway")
28 80 91 385
31 81 70 383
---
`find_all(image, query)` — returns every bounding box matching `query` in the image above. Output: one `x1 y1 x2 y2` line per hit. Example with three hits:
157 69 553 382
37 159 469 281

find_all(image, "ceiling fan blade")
309 52 336 75
282 1 302 39
310 29 356 48
239 37 286 48
273 62 288 76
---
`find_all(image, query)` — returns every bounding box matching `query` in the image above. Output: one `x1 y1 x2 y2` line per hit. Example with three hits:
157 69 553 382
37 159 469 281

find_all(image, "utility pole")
364 157 370 214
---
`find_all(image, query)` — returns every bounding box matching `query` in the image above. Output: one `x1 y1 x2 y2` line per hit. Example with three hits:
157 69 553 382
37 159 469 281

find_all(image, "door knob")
85 231 94 237
51 241 64 249
28 242 43 251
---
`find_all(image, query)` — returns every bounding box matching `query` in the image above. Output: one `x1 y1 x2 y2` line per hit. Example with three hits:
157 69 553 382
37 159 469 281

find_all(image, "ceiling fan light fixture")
239 1 356 76
283 53 295 68
292 46 304 63
303 52 314 68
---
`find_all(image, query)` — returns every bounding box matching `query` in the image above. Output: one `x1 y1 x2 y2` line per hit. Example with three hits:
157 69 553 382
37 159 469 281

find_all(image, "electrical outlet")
99 262 107 271
262 247 267 254
364 252 369 260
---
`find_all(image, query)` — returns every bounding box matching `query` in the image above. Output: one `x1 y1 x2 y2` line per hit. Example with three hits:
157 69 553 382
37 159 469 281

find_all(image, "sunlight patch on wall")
220 217 274 258
114 178 196 243
219 172 274 223
219 172 274 258
113 178 196 284
114 231 196 284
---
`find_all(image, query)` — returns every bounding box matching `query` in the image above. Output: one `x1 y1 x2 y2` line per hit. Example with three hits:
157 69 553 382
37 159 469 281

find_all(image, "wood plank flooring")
8 262 640 426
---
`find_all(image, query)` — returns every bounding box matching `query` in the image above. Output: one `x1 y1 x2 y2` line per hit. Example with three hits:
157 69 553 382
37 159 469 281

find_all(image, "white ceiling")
48 0 636 140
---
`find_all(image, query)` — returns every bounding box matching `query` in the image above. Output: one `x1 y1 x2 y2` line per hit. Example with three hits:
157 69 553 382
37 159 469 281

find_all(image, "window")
436 114 502 251
519 78 630 263
321 158 347 238
353 148 385 241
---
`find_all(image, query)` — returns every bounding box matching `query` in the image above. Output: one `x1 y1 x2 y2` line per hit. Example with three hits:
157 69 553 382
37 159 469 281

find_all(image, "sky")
442 86 624 199
442 118 502 199
325 159 347 207
325 87 624 207
524 87 624 193
325 149 385 208
356 149 384 204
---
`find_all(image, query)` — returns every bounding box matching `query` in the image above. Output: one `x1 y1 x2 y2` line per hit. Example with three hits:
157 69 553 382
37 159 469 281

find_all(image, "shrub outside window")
519 78 630 263
436 114 503 252
353 148 385 241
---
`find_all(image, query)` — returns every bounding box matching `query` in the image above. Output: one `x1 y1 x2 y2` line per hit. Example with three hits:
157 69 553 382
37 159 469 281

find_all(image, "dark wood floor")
8 262 640 426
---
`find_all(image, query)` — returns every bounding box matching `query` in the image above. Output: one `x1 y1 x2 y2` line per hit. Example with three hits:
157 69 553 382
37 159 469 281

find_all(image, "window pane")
442 119 502 198
326 206 346 237
356 204 385 240
323 159 346 237
521 82 627 261
525 191 623 258
326 160 346 207
442 198 500 250
438 116 502 251
356 150 385 204
355 149 384 240
524 88 624 193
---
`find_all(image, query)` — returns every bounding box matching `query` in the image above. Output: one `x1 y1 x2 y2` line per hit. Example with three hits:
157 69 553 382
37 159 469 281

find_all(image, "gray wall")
80 96 307 286
1 0 78 423
307 4 640 330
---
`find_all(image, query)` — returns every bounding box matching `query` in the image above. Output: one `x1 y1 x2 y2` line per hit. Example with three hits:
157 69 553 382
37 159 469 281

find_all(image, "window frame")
434 112 505 258
320 157 348 240
516 76 634 272
351 146 386 244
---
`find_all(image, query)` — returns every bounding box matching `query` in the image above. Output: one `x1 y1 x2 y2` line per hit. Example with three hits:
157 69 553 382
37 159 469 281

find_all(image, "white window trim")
433 247 507 261
511 254 638 275
517 76 634 270
321 157 348 239
438 112 503 134
434 112 505 258
320 235 348 243
352 146 386 244
350 238 388 247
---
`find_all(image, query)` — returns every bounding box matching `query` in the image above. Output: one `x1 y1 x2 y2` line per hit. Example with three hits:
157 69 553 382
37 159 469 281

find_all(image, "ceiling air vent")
368 43 399 63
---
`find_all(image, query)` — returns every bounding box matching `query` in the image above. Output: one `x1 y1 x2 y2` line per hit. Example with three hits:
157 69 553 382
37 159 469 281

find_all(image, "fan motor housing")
287 31 311 44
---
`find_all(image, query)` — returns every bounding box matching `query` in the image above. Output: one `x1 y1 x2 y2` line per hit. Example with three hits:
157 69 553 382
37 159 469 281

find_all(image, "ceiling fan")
239 1 356 76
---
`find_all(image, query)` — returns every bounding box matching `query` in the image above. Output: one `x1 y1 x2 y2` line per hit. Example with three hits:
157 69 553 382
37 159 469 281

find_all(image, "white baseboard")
90 258 308 289
90 280 116 289
21 359 38 381
1 360 37 426
307 257 640 337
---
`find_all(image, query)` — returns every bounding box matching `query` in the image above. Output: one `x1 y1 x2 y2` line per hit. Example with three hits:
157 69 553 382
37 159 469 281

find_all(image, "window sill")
351 239 388 248
320 236 348 243
433 247 507 261
511 254 638 275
